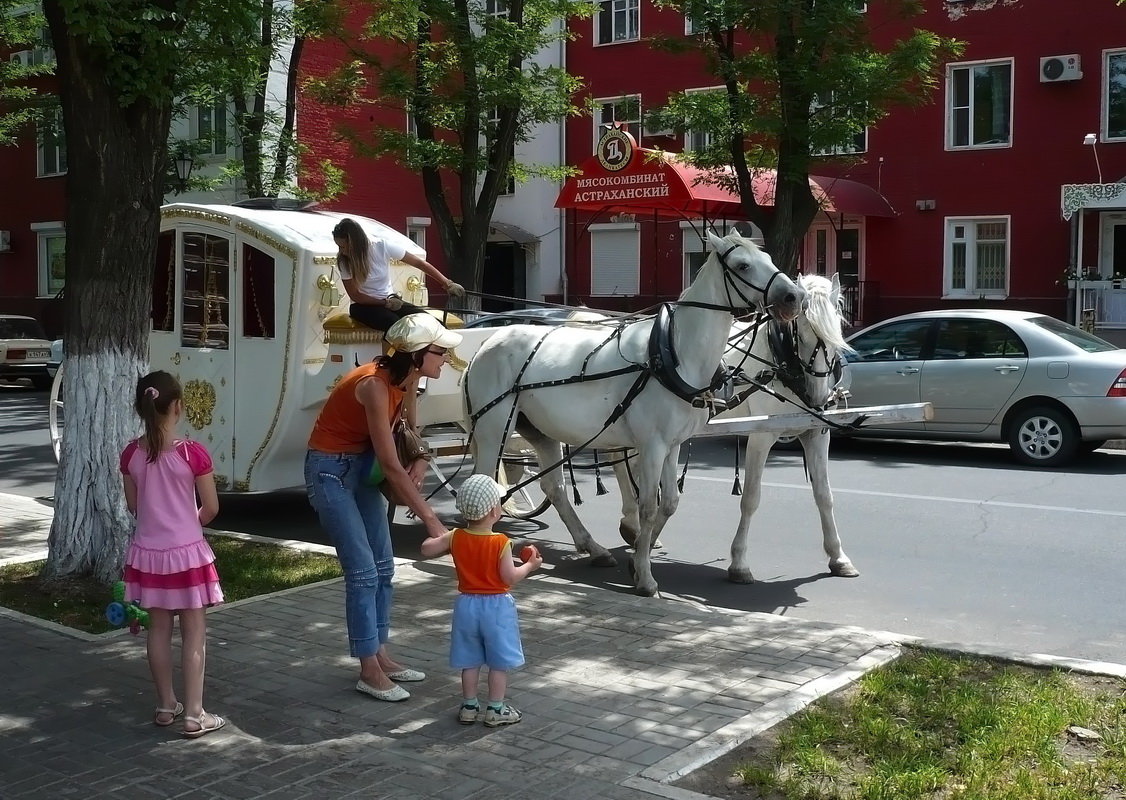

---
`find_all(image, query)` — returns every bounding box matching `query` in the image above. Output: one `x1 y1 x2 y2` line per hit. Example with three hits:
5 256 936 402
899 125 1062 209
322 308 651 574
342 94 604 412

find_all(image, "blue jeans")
304 450 393 659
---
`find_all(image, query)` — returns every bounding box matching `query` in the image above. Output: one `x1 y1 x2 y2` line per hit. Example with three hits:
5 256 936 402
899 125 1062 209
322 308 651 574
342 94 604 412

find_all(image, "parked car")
0 314 53 390
47 339 64 381
842 309 1126 466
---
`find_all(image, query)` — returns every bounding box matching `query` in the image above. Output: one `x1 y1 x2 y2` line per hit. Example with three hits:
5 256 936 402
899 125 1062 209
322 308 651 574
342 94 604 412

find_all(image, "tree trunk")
42 1 173 583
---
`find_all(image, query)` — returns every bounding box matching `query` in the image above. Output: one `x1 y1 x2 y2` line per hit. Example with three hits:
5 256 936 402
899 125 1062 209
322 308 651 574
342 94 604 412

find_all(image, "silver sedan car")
843 309 1126 467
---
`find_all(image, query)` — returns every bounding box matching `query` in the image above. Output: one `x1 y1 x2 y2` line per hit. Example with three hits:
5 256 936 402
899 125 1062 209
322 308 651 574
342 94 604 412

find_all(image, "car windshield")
0 318 46 339
1027 316 1120 353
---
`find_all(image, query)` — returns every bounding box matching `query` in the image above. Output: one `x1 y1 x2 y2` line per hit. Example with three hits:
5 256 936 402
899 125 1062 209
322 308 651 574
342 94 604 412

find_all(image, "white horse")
463 231 807 596
616 273 857 583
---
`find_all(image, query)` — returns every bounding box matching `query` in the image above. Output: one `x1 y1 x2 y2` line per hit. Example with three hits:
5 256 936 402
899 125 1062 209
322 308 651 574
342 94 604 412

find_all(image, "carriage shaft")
699 402 933 437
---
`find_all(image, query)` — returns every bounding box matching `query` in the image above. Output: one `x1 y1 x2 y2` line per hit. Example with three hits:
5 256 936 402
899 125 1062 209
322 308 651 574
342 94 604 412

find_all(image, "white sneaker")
458 703 480 725
483 704 522 728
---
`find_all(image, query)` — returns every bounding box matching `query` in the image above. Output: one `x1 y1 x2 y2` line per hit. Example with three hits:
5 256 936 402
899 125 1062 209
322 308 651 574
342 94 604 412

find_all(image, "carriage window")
848 320 931 362
152 231 176 332
242 244 275 338
180 232 230 349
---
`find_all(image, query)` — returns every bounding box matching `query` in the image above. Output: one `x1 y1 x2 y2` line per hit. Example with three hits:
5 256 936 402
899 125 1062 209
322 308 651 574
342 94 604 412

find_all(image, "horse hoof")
634 583 658 597
831 562 860 578
618 526 637 546
727 568 756 584
651 539 663 550
590 553 617 568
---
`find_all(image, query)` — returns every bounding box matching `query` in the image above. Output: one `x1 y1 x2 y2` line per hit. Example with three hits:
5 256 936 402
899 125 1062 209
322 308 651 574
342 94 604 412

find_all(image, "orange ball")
521 545 538 563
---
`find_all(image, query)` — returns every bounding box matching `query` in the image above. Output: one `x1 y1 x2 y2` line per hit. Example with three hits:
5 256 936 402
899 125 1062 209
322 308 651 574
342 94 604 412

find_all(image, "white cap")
385 313 462 355
456 474 504 520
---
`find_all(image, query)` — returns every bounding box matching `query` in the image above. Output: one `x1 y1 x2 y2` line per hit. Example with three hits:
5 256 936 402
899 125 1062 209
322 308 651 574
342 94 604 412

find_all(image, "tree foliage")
305 0 594 301
652 0 961 274
15 0 266 583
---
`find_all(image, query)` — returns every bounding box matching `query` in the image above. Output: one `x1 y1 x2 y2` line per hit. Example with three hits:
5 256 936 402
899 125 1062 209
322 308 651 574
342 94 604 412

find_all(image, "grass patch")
734 649 1126 800
0 534 342 634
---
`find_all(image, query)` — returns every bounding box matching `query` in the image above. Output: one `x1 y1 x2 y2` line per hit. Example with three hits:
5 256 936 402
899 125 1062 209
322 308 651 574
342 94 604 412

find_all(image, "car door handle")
994 365 1022 374
896 366 920 375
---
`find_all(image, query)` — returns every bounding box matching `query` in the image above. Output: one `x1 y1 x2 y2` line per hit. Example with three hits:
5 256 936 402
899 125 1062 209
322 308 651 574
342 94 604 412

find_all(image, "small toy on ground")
105 581 151 635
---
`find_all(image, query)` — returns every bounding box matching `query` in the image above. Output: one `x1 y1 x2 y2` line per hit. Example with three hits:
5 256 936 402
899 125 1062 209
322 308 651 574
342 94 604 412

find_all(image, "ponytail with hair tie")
145 387 160 400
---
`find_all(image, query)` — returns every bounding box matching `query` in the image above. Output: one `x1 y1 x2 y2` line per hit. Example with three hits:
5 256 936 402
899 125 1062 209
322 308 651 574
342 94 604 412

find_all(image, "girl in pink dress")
120 370 226 738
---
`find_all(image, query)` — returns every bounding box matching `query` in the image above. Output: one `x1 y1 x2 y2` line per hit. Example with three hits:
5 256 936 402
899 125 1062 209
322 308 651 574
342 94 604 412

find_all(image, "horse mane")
797 274 852 355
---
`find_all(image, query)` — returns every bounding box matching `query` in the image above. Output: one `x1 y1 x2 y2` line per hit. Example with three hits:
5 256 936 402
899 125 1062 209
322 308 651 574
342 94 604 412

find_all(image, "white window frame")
488 106 516 195
810 92 868 156
485 0 508 18
37 107 66 177
946 59 1013 151
193 100 230 157
593 94 641 153
1103 48 1126 142
596 0 639 45
590 223 640 296
31 221 66 297
406 217 430 250
943 216 1010 299
684 86 723 152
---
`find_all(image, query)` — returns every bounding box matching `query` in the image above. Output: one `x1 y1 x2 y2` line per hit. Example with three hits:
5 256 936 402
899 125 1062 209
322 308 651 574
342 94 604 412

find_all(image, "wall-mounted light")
1084 133 1103 183
174 150 195 193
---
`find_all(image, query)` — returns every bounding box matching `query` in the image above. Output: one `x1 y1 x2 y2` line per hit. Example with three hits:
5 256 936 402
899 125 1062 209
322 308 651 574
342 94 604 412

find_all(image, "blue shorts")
450 593 525 671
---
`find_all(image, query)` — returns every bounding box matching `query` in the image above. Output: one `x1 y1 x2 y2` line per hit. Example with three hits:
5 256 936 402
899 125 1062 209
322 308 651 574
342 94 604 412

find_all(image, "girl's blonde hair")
134 371 182 462
332 218 372 283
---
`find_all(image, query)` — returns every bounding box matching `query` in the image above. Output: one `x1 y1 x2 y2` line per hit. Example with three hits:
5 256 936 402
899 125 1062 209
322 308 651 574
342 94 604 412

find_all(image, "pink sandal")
153 702 184 727
181 711 226 739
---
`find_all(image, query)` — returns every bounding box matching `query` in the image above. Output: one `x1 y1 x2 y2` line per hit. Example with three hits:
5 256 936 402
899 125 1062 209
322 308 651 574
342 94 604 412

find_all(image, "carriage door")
176 229 236 489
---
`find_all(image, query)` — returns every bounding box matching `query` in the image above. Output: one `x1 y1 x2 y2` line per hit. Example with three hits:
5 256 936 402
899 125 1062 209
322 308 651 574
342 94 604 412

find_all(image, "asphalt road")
5 379 1126 665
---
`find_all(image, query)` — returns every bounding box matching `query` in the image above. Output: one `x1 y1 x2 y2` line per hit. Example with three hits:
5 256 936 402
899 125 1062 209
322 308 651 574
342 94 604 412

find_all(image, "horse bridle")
678 242 789 317
766 319 844 410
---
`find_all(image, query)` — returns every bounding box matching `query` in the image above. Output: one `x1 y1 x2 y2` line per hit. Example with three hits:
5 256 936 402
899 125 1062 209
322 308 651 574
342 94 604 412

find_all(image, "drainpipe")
558 24 569 306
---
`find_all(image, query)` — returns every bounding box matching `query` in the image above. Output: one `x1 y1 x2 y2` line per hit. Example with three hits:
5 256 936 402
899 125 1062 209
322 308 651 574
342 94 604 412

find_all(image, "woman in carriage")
332 217 466 332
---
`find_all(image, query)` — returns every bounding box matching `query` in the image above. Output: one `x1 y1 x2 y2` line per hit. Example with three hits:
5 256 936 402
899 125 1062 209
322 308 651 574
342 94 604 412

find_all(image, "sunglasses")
426 347 448 357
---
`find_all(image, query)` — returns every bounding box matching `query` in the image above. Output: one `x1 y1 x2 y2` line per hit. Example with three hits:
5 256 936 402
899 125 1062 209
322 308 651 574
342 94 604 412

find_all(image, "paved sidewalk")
0 491 1119 800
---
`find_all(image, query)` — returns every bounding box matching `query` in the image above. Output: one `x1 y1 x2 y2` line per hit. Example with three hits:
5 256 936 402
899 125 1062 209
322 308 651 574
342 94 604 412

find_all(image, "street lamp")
1084 133 1103 184
174 151 194 193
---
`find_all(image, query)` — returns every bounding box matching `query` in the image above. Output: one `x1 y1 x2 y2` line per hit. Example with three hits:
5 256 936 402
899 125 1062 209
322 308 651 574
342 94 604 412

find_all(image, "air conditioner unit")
9 50 33 67
1040 54 1082 83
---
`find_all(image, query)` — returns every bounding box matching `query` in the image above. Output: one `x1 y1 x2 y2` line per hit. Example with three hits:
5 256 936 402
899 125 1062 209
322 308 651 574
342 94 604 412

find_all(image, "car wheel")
1007 406 1078 467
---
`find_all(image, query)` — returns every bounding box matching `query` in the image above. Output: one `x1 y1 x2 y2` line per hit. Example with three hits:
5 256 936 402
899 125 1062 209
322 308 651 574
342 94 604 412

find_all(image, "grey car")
843 309 1126 467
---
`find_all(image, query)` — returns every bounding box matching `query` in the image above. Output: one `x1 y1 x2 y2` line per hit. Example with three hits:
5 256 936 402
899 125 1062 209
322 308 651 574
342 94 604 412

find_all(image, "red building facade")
557 0 1126 330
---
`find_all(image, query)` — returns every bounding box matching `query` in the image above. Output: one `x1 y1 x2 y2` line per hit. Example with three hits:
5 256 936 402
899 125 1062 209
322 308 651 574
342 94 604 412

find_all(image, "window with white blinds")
591 226 640 296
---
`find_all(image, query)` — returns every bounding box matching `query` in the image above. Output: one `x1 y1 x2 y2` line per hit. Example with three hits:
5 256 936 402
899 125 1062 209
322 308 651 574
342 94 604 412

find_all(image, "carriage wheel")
49 362 64 462
497 435 551 520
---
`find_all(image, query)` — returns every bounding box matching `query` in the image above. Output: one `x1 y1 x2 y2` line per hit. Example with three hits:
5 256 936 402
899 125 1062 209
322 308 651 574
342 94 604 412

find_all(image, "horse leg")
469 397 516 478
645 449 681 550
518 424 616 568
613 451 640 546
627 448 664 597
728 433 772 584
801 428 858 577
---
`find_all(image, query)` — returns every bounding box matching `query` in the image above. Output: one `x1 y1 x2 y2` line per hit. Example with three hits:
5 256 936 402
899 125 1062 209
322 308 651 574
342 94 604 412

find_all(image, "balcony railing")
1069 279 1126 331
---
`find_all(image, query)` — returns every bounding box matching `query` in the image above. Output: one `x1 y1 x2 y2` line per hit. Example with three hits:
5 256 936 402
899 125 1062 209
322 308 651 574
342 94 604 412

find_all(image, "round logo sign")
597 127 634 172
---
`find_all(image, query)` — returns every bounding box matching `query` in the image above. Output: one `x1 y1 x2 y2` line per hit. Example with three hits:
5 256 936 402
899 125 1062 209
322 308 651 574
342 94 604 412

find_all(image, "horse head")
768 273 853 409
700 230 806 322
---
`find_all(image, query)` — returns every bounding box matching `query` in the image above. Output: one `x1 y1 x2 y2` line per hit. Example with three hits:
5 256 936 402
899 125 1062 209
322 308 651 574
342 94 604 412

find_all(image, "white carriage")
49 201 500 495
